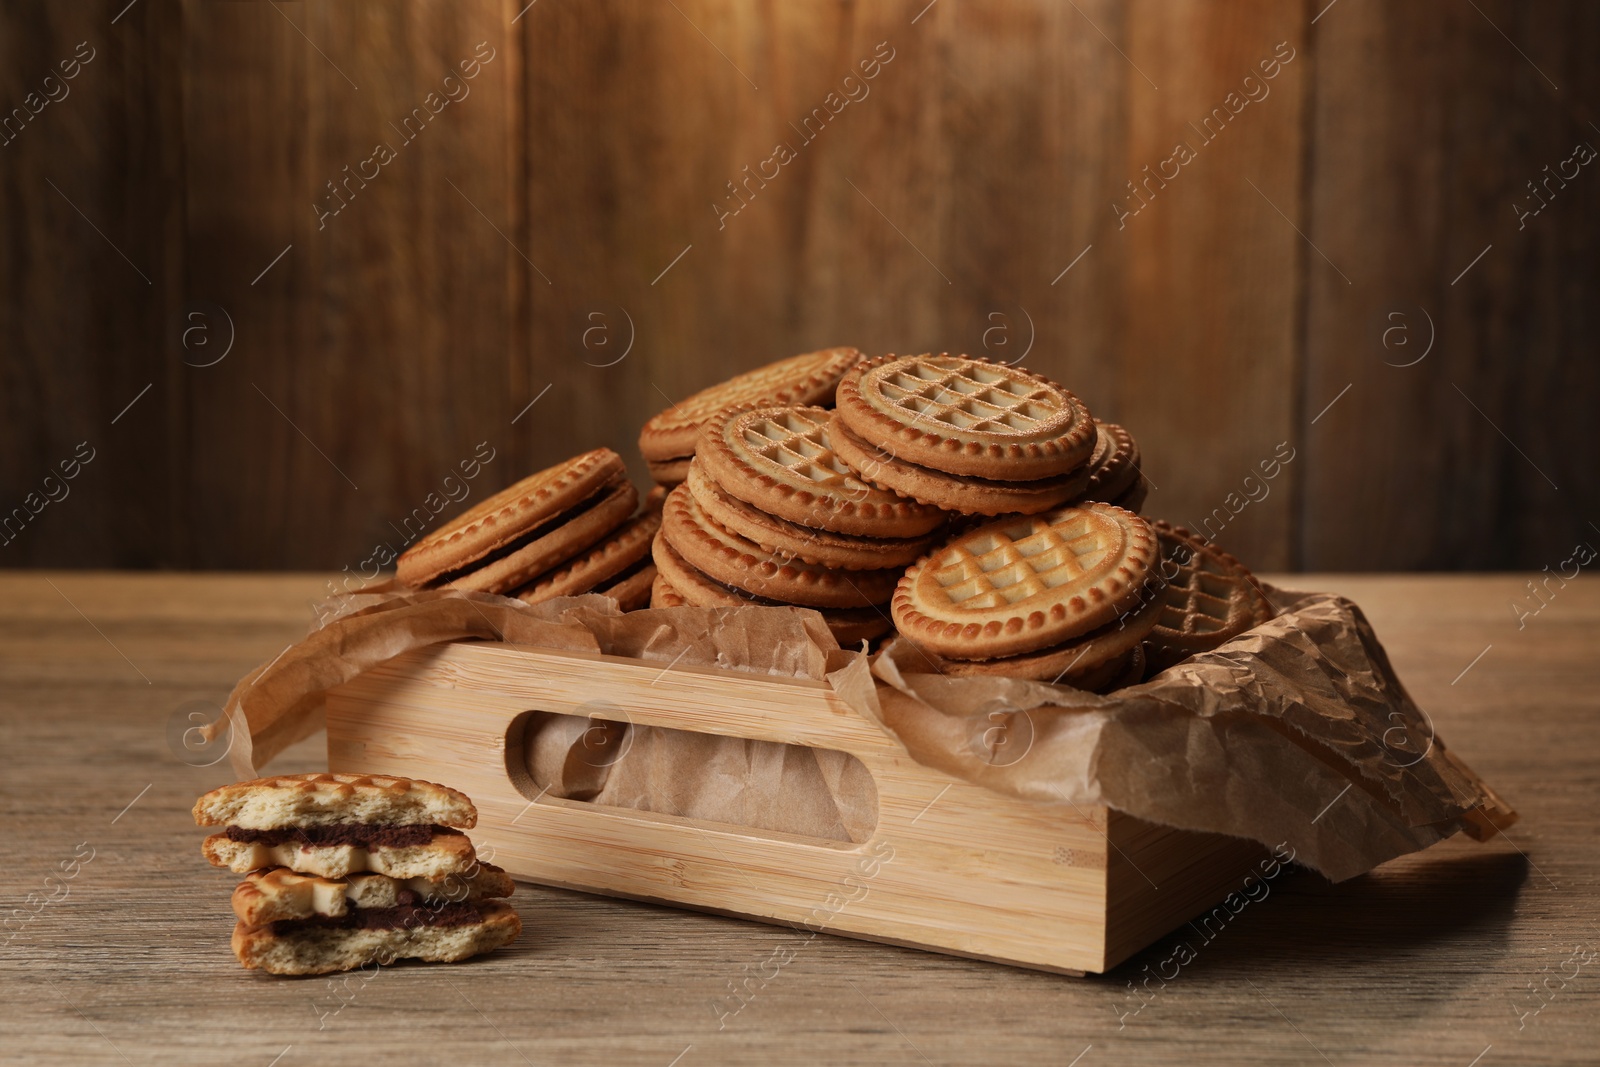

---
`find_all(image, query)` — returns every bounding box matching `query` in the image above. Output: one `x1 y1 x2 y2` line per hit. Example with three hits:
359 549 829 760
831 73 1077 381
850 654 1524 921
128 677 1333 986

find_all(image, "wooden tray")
325 641 1265 974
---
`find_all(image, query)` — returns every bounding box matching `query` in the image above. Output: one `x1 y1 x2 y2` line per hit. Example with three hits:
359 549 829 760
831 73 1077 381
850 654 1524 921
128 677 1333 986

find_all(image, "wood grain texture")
2 0 1598 576
0 1 184 568
327 642 1263 973
1300 0 1600 570
1122 0 1308 571
1 571 1597 1065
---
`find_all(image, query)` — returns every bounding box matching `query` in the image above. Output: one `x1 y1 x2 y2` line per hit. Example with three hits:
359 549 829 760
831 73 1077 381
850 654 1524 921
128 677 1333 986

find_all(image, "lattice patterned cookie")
194 772 476 830
1143 521 1275 674
1076 421 1143 503
892 502 1158 659
638 347 864 462
696 405 946 537
396 449 627 587
686 461 938 570
658 486 899 608
836 354 1096 480
915 589 1163 684
829 415 1089 516
649 534 892 645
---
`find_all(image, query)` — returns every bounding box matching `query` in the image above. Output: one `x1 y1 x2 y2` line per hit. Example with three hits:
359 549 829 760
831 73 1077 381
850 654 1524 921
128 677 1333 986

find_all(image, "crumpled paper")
207 584 1513 882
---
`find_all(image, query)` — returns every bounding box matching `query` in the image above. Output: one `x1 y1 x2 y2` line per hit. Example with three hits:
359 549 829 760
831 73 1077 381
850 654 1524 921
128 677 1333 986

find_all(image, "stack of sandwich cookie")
515 510 660 610
195 772 520 974
890 502 1161 688
829 354 1098 515
1142 520 1275 675
653 484 903 645
637 347 863 489
395 448 656 608
1071 420 1149 513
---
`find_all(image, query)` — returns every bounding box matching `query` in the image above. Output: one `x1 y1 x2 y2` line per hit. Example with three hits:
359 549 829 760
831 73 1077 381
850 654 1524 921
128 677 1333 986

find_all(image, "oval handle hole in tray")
504 708 879 847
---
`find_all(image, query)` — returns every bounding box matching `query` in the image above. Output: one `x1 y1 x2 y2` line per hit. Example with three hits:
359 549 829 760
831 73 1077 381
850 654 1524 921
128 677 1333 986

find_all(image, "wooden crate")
325 642 1266 974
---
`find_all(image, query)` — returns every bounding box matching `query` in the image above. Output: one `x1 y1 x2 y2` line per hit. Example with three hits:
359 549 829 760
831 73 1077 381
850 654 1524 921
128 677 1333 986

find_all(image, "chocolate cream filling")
268 901 483 936
223 823 462 849
427 485 613 586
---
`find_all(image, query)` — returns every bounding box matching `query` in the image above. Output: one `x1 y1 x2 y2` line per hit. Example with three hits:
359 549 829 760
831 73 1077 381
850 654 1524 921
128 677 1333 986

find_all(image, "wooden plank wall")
1 0 1593 573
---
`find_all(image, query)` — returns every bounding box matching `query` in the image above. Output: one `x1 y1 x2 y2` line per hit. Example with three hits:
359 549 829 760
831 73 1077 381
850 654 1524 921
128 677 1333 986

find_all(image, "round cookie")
685 460 938 571
659 486 899 609
1076 421 1143 503
696 405 945 538
649 534 891 644
913 590 1163 683
829 414 1088 517
595 561 657 612
1108 476 1149 514
1099 643 1147 693
638 347 864 462
396 449 627 587
515 512 661 605
1143 521 1275 674
646 456 692 486
892 502 1158 660
193 772 477 830
444 481 638 595
835 353 1096 480
650 570 690 608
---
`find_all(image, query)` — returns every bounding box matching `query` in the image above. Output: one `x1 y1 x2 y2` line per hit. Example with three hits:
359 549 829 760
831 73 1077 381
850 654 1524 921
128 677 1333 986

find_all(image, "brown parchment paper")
207 584 1513 882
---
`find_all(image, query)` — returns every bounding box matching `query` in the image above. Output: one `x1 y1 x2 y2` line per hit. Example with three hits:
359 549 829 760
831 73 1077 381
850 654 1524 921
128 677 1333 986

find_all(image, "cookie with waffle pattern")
1075 421 1143 503
658 485 899 609
1142 520 1275 674
829 413 1090 517
194 772 476 830
638 347 864 463
649 533 892 645
695 405 945 538
892 502 1158 660
906 588 1163 683
835 353 1096 480
686 459 938 571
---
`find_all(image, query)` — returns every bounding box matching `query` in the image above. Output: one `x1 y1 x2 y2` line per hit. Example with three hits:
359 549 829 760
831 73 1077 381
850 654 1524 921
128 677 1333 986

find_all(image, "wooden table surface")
2 572 1596 1066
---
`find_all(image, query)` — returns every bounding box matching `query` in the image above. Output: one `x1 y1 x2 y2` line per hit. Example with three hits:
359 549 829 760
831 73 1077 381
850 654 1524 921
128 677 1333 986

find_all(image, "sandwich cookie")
395 449 634 593
829 413 1090 517
644 456 692 487
892 502 1158 660
1142 521 1275 675
196 772 479 880
650 572 689 608
514 511 661 606
1076 422 1143 503
912 591 1162 686
695 405 945 539
685 461 938 571
638 346 864 472
230 863 518 975
592 561 657 612
658 485 900 608
834 353 1097 480
231 863 515 927
232 899 521 976
650 532 893 645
